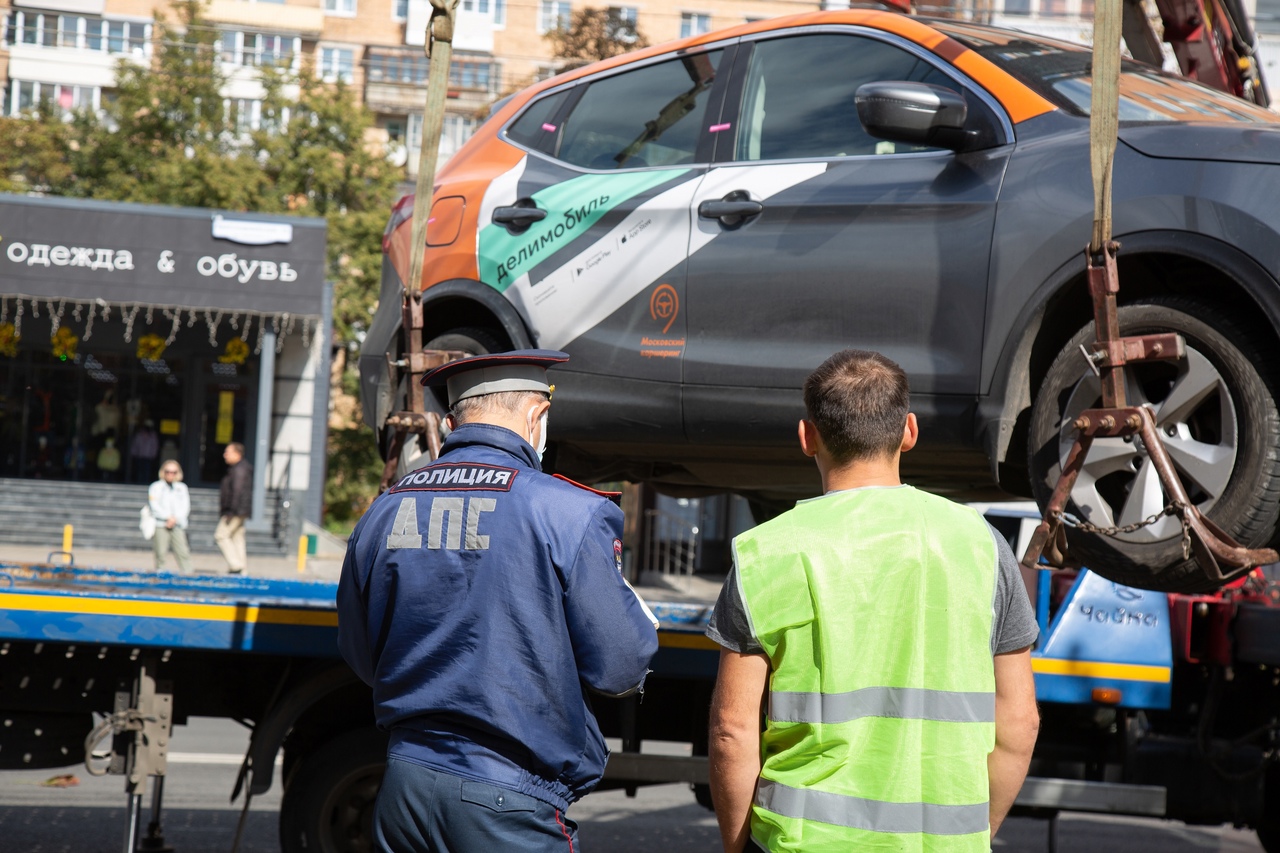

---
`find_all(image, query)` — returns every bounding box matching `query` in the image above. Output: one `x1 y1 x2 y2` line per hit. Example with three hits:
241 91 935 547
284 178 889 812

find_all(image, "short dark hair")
226 442 245 457
803 349 909 465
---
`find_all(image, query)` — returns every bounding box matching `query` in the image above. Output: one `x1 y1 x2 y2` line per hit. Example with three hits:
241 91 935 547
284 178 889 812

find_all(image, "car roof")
499 10 1057 127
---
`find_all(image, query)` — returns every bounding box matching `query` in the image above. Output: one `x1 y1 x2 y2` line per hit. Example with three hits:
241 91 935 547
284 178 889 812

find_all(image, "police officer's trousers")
374 757 580 853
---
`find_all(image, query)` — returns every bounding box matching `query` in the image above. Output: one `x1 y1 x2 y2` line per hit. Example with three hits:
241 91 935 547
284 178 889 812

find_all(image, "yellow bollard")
297 535 307 573
62 524 73 553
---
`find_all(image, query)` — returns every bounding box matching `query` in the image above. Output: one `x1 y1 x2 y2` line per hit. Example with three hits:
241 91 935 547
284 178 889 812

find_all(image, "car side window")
555 50 723 170
735 34 957 161
505 90 571 151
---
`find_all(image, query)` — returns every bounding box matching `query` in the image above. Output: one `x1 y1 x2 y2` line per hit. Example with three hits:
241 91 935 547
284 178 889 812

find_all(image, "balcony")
364 48 498 114
203 0 324 36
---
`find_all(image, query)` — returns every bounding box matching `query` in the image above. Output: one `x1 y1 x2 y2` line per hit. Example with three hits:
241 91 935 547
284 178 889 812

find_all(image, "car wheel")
279 728 388 853
390 327 507 474
1028 299 1280 592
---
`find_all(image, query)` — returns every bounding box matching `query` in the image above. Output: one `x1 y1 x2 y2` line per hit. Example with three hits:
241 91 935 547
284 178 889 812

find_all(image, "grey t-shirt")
705 520 1039 656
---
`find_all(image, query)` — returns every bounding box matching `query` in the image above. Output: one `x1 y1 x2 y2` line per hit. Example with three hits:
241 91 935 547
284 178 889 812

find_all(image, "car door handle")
492 201 547 228
698 192 763 226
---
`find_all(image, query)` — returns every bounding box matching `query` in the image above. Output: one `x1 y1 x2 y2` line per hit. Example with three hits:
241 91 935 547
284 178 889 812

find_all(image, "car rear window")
931 21 1279 124
505 90 572 151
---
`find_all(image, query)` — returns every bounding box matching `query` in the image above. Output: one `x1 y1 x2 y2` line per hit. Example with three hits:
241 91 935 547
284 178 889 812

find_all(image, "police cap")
421 349 569 406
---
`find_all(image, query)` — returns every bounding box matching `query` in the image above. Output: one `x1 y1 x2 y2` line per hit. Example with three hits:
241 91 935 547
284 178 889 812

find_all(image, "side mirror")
855 82 975 151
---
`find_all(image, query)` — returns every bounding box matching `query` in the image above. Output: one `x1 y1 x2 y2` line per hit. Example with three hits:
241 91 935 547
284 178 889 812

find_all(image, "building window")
5 11 150 56
225 98 263 132
324 0 357 15
366 49 497 94
366 48 429 84
494 0 506 26
393 0 409 19
6 79 100 117
320 47 356 83
220 31 296 67
608 5 638 41
680 12 710 38
450 55 497 92
1001 0 1032 13
408 112 478 164
538 0 571 33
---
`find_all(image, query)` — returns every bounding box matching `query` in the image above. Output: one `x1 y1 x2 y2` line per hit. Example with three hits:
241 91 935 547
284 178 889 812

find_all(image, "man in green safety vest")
706 349 1040 853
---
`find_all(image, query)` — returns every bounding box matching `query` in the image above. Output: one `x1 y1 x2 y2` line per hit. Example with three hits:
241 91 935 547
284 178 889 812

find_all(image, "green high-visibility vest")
735 485 997 852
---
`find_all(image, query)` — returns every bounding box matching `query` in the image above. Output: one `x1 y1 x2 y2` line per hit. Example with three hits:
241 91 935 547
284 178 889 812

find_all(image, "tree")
546 8 649 70
0 0 403 529
0 108 77 194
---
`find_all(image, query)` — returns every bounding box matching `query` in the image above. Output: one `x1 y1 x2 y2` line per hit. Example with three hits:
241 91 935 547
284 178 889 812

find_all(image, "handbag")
139 505 156 541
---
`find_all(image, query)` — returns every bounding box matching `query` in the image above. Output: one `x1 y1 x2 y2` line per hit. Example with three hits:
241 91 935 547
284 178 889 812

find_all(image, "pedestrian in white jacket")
149 462 193 572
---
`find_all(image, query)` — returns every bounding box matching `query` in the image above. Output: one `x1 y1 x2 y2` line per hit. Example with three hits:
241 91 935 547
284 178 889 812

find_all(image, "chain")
1055 500 1192 559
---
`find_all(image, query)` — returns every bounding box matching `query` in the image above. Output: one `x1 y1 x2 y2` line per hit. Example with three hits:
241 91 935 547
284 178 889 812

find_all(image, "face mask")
526 405 549 460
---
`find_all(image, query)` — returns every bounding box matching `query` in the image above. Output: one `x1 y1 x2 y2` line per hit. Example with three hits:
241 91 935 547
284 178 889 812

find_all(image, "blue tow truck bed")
0 561 719 666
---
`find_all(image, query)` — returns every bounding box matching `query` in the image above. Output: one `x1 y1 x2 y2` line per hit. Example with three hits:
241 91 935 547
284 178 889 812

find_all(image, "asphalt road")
0 718 1266 853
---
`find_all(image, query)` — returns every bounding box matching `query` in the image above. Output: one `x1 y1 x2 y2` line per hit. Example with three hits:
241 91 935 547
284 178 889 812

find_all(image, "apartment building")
3 0 1274 171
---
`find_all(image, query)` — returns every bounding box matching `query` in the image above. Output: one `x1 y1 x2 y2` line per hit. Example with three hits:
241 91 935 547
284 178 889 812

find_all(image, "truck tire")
1028 299 1280 593
392 327 507 474
279 728 388 853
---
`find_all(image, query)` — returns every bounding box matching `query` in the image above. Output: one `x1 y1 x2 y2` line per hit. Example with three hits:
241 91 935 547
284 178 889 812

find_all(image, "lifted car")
363 10 1280 593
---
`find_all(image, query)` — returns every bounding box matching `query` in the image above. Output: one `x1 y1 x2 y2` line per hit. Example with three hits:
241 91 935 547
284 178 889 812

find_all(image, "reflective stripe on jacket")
735 485 997 852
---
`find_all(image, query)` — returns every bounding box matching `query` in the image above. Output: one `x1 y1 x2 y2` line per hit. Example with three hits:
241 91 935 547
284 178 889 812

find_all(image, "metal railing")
642 508 699 576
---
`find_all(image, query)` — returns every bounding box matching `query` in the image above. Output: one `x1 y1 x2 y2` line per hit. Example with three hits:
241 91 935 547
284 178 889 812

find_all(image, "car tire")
279 728 388 853
1028 299 1280 593
389 327 507 474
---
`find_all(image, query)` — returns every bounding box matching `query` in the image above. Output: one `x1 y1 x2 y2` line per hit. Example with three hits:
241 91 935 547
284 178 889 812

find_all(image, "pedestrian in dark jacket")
215 442 252 574
338 350 659 852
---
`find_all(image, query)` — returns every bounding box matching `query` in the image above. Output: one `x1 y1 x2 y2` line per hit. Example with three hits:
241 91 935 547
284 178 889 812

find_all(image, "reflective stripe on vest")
756 778 991 836
769 686 996 725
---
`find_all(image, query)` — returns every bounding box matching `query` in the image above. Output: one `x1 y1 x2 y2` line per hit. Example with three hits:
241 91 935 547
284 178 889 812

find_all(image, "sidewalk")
0 543 345 582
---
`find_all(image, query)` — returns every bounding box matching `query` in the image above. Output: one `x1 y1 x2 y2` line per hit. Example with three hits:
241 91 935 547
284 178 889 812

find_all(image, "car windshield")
931 20 1279 124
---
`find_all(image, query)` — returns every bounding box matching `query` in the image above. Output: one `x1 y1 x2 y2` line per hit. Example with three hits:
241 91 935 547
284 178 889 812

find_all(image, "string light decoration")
0 324 20 358
0 294 322 359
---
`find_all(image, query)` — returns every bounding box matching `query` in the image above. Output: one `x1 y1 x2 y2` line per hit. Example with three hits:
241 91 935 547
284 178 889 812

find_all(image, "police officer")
338 349 659 852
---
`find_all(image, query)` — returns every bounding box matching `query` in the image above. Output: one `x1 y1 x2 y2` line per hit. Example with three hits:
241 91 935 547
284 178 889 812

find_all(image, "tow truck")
2 513 1280 851
3 1 1279 851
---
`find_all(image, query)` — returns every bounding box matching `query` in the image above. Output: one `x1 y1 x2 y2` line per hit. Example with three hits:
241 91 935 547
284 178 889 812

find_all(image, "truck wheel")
1028 299 1280 592
279 728 388 853
393 327 507 473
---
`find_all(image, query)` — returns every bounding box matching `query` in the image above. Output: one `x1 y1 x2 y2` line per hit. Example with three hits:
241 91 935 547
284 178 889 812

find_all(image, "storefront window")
198 360 252 484
0 311 256 487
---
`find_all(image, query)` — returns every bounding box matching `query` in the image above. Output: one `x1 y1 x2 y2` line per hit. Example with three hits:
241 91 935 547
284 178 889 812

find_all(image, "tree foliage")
546 7 649 70
0 0 404 524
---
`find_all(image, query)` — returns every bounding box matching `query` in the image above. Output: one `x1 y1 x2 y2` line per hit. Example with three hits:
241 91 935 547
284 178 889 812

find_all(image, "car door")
480 47 729 442
682 29 1014 444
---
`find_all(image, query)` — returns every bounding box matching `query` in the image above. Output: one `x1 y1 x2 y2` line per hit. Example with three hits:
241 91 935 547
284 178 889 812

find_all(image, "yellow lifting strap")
406 0 462 297
1090 0 1123 254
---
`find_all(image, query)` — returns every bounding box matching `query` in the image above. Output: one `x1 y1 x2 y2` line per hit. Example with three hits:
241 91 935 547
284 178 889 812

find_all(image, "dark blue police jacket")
337 423 659 810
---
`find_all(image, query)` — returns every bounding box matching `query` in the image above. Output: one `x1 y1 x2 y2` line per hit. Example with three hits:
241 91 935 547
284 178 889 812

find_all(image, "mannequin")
92 390 121 437
97 435 121 480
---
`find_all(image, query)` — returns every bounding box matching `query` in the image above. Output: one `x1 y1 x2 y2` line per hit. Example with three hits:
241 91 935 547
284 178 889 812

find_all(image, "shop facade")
0 194 331 537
